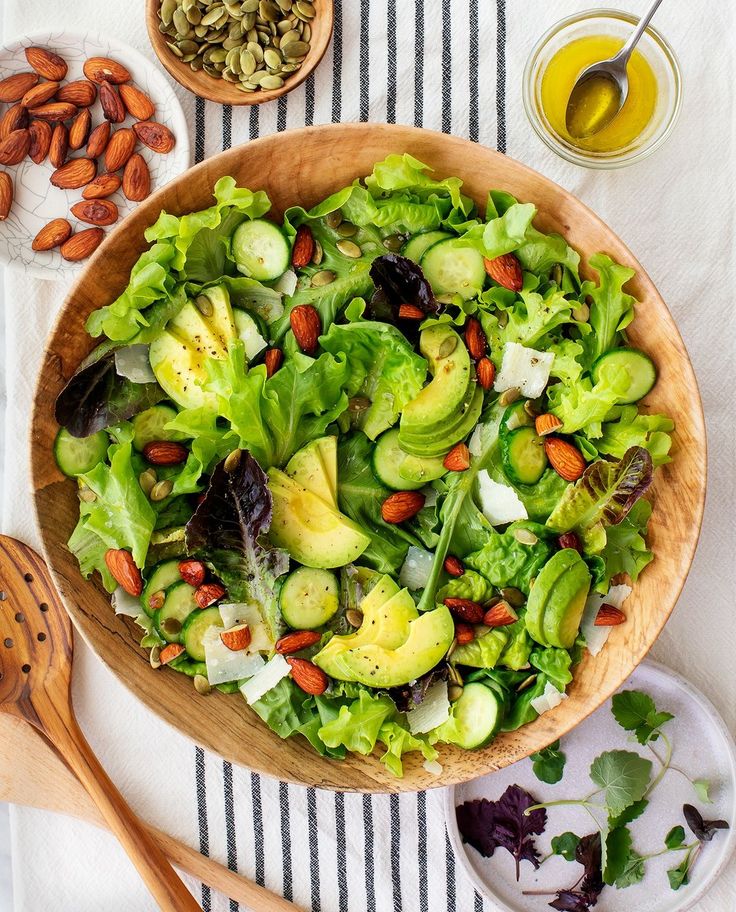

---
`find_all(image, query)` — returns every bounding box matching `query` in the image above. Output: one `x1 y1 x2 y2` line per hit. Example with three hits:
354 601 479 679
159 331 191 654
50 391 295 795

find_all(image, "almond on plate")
28 101 77 122
32 218 72 251
99 81 125 124
535 413 563 436
48 123 69 169
264 347 283 377
194 583 227 609
0 173 13 221
25 46 68 81
443 555 465 577
443 442 470 471
484 252 523 292
0 71 38 103
28 120 52 163
464 316 487 360
0 104 28 142
59 227 104 262
68 109 91 151
50 157 97 189
82 172 121 199
119 83 155 120
20 80 60 108
178 559 206 588
122 153 150 202
444 597 484 624
83 56 131 85
142 440 188 465
594 604 626 627
104 547 142 596
483 600 518 627
133 120 175 154
398 303 425 319
476 357 495 390
159 643 185 665
291 224 314 268
86 121 111 159
275 630 321 654
220 625 252 651
70 199 119 227
0 129 30 166
104 128 136 171
56 79 97 107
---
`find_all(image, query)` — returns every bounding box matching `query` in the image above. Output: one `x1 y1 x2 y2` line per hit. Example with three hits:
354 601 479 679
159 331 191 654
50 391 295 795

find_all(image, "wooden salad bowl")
31 124 706 792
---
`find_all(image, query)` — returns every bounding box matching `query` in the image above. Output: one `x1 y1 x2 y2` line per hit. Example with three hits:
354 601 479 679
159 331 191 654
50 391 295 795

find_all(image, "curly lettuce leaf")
499 615 533 670
459 201 536 260
378 721 438 777
546 337 586 384
530 647 573 692
185 450 289 635
597 406 674 466
164 407 237 494
319 319 427 440
318 690 396 755
67 517 117 592
465 522 553 594
437 570 495 604
547 360 631 436
546 447 654 553
583 254 637 365
597 500 654 591
206 341 350 469
480 285 575 358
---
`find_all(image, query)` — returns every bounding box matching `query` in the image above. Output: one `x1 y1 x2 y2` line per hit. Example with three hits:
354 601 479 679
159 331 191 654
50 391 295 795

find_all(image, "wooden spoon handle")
55 713 203 911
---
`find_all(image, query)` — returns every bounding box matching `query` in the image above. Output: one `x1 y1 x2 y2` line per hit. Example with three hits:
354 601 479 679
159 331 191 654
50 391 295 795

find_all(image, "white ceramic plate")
446 660 736 912
0 30 190 280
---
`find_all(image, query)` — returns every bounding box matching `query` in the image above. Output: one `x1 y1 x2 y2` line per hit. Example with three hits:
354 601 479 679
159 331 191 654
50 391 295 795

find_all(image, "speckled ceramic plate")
446 660 736 912
0 30 190 280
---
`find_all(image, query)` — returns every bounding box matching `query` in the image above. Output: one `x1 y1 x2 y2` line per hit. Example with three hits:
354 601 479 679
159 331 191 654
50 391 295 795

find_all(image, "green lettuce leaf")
319 320 426 440
437 570 494 605
318 690 396 754
206 341 350 468
547 337 585 384
583 253 637 365
499 614 533 670
546 447 654 553
597 406 674 465
378 721 438 777
530 647 573 692
547 359 631 436
67 517 117 592
450 628 509 669
597 500 654 591
435 473 493 558
164 407 237 494
465 522 553 595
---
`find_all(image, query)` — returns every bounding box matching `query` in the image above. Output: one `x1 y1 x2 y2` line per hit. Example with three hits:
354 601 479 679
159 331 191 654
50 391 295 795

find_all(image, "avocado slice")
317 605 454 687
286 438 338 510
315 436 338 500
525 549 592 649
399 386 484 458
401 326 472 432
268 469 370 569
149 285 237 411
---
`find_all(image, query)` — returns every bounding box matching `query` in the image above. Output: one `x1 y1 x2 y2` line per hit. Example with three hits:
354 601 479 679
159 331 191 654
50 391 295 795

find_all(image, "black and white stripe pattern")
192 2 506 906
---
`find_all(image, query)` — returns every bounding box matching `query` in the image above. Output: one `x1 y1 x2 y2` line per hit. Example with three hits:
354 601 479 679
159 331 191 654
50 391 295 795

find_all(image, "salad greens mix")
53 154 674 776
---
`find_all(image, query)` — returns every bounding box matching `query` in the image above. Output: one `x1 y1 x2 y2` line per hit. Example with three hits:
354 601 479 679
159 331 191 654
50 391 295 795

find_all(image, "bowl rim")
522 8 683 170
145 0 334 106
30 123 706 792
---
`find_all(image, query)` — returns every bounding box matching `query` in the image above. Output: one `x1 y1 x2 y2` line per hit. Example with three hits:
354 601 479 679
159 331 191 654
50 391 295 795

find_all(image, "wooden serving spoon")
0 534 201 911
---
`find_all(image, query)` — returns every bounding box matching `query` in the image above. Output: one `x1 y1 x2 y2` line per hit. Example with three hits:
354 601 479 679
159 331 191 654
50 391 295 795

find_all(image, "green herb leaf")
614 849 645 889
589 750 652 819
531 739 566 784
603 826 633 885
665 826 686 849
667 849 693 890
607 798 648 829
692 779 712 804
551 832 581 862
611 690 674 744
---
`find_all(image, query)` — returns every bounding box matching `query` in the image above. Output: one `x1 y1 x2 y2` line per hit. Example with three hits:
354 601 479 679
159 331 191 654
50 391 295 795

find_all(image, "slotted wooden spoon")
0 534 202 911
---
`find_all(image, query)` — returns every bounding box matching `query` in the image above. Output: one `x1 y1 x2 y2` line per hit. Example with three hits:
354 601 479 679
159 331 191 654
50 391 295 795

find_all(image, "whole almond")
0 173 13 221
264 347 283 378
455 622 475 645
194 583 227 609
381 490 425 524
105 128 136 171
443 442 470 472
142 440 188 465
83 56 131 85
99 81 125 123
275 630 322 654
476 357 495 390
544 436 587 482
68 109 91 151
595 604 627 627
122 152 150 202
70 198 119 227
0 104 28 142
86 120 111 158
0 129 30 166
291 224 314 268
464 317 487 360
484 252 523 292
104 548 142 596
60 227 104 261
29 120 52 164
28 101 77 122
51 157 97 189
178 559 206 588
483 600 518 627
286 657 328 695
25 47 68 81
444 597 484 624
133 120 175 154
119 83 155 120
56 79 97 107
0 72 39 103
48 123 69 169
443 555 465 577
289 303 320 354
82 172 121 199
21 80 60 108
398 303 425 320
31 218 72 251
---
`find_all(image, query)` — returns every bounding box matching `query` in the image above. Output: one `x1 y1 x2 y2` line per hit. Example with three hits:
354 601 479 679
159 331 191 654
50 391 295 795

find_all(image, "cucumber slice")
141 559 182 617
233 308 268 361
401 230 452 263
442 682 503 749
132 404 183 451
591 347 656 403
279 566 339 630
372 429 424 491
182 606 224 662
500 400 534 436
154 580 197 643
420 239 486 301
54 427 108 477
232 219 290 282
501 426 548 486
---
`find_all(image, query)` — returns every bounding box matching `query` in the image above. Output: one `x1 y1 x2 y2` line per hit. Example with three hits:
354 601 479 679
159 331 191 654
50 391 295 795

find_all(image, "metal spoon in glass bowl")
565 0 664 139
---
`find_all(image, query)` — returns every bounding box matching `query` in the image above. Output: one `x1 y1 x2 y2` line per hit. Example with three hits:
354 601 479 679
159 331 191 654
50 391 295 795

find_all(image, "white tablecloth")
2 1 735 910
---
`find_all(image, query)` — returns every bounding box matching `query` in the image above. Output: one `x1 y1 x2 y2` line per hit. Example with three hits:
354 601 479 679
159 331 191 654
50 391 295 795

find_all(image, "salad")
53 154 674 777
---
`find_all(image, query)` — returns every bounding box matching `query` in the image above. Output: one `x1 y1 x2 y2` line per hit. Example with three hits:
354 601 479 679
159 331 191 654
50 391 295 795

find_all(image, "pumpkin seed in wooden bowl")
146 0 333 105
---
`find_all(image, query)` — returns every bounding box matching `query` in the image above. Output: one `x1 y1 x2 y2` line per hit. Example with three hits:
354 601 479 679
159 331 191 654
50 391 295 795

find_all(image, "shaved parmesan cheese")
219 603 274 653
581 584 633 656
399 546 435 591
469 424 483 458
273 269 298 297
494 342 554 399
423 759 443 775
240 654 291 705
114 344 157 384
112 586 143 618
204 627 265 686
407 681 451 734
477 470 528 525
530 680 568 716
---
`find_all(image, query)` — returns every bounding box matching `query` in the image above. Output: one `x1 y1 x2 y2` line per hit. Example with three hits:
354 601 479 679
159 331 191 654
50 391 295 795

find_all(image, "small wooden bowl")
145 0 333 105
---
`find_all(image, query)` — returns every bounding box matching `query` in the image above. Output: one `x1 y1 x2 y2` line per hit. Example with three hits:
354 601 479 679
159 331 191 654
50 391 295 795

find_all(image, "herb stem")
525 798 601 814
645 732 673 797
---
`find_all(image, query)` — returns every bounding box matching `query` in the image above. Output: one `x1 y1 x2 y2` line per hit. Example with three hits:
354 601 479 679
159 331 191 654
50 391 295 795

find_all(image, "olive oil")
541 35 657 153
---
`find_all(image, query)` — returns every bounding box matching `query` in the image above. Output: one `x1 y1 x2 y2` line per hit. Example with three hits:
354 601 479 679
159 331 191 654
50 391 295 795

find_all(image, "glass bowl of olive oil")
523 9 682 168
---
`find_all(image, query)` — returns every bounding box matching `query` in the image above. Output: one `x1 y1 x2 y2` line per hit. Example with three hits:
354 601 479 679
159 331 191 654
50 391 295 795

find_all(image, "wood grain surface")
29 124 706 792
145 0 334 106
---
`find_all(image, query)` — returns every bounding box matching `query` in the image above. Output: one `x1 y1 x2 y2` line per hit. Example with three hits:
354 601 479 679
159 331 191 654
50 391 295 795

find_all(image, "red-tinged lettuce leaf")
55 347 165 438
545 447 654 553
185 450 289 637
368 254 439 326
389 663 448 713
456 784 547 881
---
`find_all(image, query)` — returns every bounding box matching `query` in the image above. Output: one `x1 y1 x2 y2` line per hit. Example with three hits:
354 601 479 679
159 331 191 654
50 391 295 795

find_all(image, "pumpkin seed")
311 240 323 264
78 486 97 503
264 47 282 68
259 0 280 20
182 0 196 11
243 12 257 29
336 221 357 237
150 479 174 502
283 39 308 56
301 22 311 41
572 302 590 322
382 233 403 251
438 335 458 359
173 7 191 33
445 637 458 661
312 270 336 287
325 209 343 229
280 27 301 46
224 448 243 473
295 0 315 18
209 47 228 63
281 62 301 72
448 684 464 703
277 0 293 10
178 39 200 55
160 0 178 26
236 82 257 91
516 673 537 693
150 646 162 669
240 48 257 75
512 527 539 546
162 617 182 636
345 609 364 628
500 587 525 608
186 6 203 24
348 395 371 413
166 41 184 57
336 239 362 258
498 387 520 407
242 0 260 10
190 55 204 70
193 674 212 695
194 24 209 37
201 4 225 25
222 67 239 81
261 73 284 88
203 63 220 76
247 69 269 84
